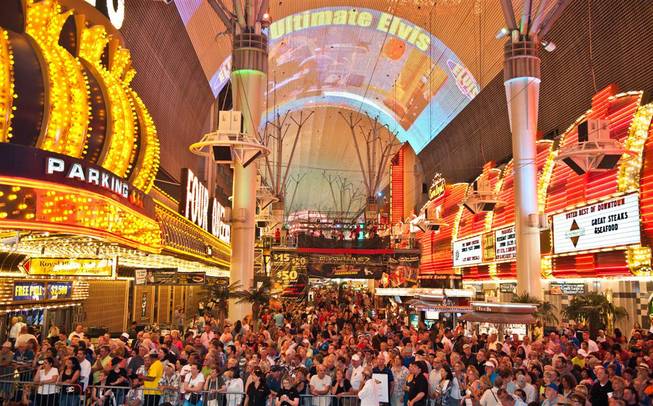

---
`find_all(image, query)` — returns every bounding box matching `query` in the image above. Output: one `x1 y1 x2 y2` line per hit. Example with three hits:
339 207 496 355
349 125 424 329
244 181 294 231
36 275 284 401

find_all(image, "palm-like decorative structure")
562 292 628 336
207 282 242 328
233 277 272 330
511 292 559 326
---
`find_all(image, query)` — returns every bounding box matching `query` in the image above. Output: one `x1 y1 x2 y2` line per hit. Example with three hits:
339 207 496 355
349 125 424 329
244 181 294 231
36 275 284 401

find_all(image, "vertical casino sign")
84 0 125 29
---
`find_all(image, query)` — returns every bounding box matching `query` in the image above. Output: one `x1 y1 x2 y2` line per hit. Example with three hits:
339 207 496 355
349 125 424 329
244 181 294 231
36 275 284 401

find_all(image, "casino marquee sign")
0 0 166 251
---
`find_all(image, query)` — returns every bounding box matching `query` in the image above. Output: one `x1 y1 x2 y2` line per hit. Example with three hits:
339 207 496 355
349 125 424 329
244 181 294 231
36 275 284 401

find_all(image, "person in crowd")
183 363 205 406
358 367 379 406
125 374 145 406
406 361 427 406
592 366 614 406
34 356 59 406
220 368 245 406
245 369 269 406
275 376 299 406
59 355 81 406
143 353 164 406
11 286 653 406
309 364 332 406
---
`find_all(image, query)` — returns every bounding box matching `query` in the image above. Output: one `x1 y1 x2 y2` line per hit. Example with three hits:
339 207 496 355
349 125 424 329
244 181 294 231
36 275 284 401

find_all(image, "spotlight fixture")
495 27 510 40
541 40 556 52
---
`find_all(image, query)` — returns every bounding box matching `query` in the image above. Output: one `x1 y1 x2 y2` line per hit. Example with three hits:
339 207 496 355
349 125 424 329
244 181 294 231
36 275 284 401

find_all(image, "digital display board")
499 283 517 294
14 281 74 301
495 225 516 261
453 235 482 267
552 193 641 254
177 5 480 153
265 7 479 153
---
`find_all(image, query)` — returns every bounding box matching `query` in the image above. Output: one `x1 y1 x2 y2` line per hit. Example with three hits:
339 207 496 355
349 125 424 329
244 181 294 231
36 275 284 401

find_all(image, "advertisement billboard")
552 193 640 254
453 235 482 267
495 226 516 261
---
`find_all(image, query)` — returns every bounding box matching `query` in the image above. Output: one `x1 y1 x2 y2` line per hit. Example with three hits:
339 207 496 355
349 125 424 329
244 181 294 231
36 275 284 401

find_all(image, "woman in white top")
183 363 205 406
34 357 59 406
221 369 244 406
437 366 462 406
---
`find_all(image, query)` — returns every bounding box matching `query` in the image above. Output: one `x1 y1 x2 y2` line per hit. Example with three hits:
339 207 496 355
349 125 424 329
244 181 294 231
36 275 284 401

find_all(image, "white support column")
504 39 542 298
229 33 268 322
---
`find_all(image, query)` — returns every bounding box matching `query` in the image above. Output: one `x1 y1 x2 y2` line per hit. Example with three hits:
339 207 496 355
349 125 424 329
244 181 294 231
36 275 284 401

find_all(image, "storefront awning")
459 311 536 324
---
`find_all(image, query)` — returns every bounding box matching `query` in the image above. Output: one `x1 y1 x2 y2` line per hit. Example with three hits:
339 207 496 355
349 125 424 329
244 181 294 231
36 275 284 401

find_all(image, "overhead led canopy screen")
266 7 480 153
176 3 481 154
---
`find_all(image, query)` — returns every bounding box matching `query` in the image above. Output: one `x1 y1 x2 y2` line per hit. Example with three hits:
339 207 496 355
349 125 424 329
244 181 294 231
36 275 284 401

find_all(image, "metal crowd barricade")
300 394 359 406
86 386 247 406
0 379 83 406
0 379 364 406
87 384 134 406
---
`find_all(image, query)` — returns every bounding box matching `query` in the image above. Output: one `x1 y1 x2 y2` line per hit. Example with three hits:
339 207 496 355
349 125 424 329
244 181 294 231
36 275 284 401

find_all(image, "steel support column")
504 39 542 298
229 33 268 322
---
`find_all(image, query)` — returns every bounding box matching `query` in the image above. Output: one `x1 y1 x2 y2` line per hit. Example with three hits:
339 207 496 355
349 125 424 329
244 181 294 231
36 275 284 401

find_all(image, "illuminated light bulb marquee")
0 0 159 190
0 0 168 253
0 0 232 267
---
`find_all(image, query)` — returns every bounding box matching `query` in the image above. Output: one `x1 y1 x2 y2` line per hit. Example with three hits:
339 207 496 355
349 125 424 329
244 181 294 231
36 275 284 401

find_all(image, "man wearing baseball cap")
541 383 561 406
349 353 365 393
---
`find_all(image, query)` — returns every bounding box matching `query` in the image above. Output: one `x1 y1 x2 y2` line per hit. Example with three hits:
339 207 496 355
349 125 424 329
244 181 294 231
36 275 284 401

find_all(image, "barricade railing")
0 366 37 381
0 379 364 406
300 394 359 406
0 379 83 406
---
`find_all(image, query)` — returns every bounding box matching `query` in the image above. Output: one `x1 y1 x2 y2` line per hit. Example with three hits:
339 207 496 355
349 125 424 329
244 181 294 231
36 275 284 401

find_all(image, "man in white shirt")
76 348 92 390
310 364 332 406
8 317 25 345
596 330 607 343
68 324 85 341
15 326 37 348
349 354 365 393
582 331 600 353
514 373 536 403
427 358 442 399
200 324 215 349
441 328 453 352
358 369 379 406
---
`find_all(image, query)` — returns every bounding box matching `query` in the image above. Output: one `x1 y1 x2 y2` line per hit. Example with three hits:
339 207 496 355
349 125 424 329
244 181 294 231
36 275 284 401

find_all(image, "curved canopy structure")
175 0 535 212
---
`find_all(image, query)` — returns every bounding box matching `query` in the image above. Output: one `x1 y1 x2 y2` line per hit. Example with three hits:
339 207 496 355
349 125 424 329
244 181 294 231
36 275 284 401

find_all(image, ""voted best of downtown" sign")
552 193 641 254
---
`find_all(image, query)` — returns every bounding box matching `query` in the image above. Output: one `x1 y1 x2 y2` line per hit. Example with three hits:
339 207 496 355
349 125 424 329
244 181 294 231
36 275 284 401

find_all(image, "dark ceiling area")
418 0 653 185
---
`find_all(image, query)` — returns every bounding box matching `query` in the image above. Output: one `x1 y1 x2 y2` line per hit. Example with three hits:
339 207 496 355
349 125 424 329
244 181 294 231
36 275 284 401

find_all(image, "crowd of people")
1 287 653 406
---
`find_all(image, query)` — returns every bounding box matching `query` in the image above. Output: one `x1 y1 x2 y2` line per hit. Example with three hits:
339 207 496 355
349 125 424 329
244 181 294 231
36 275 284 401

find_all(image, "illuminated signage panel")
495 225 516 261
22 258 113 277
180 169 230 243
84 0 125 29
453 235 482 267
552 193 641 254
263 7 479 153
47 282 73 299
550 282 586 295
14 282 45 301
